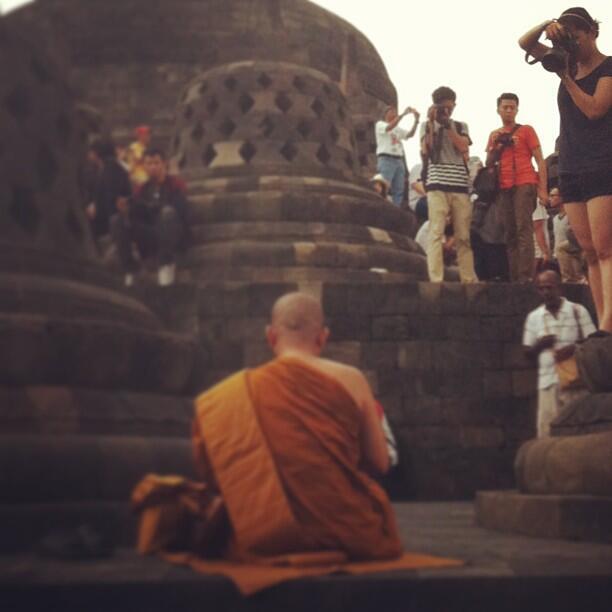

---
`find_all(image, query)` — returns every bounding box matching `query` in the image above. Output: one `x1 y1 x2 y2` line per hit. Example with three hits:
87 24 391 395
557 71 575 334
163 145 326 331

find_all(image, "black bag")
473 124 522 203
472 166 499 204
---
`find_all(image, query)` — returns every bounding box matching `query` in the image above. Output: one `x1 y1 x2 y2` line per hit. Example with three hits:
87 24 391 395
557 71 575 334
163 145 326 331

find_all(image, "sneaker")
124 273 134 287
158 263 176 287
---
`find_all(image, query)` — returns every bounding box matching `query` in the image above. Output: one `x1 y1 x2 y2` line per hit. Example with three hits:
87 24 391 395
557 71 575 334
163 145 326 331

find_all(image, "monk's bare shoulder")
314 357 372 410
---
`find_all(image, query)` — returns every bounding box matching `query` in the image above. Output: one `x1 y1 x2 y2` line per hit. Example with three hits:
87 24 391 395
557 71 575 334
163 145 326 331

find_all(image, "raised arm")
518 19 556 61
353 371 390 475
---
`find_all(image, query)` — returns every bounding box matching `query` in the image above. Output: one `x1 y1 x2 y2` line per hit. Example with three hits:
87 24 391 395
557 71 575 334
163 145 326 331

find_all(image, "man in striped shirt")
421 86 477 283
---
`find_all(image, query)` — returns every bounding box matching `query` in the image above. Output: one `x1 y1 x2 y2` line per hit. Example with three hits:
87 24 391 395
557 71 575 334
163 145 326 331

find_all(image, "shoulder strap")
572 304 584 342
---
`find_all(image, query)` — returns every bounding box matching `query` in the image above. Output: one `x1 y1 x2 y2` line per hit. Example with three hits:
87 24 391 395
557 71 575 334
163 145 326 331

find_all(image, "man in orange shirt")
486 93 548 282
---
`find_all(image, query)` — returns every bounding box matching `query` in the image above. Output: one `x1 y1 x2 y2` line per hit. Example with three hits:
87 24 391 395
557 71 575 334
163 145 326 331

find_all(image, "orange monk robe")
178 356 461 592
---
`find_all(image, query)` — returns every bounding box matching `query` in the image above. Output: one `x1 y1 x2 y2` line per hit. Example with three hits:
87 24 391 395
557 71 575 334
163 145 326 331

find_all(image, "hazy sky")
2 0 610 166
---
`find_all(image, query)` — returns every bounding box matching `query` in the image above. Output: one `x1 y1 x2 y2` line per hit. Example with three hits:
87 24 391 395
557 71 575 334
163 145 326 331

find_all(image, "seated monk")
132 292 460 594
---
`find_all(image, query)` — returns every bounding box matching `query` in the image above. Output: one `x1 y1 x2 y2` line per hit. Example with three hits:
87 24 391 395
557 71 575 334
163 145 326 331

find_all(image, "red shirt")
486 124 540 189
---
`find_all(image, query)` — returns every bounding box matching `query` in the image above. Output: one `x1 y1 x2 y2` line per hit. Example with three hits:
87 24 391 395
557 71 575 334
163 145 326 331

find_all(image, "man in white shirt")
523 270 596 437
375 106 420 207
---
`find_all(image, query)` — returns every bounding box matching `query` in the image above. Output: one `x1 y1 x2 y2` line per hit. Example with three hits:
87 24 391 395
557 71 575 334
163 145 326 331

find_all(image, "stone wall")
142 280 595 501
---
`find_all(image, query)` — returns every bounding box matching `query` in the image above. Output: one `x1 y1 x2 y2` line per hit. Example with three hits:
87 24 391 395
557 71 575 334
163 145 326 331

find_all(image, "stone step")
0 317 195 392
2 502 612 611
0 387 193 437
190 221 419 253
188 190 415 234
0 434 193 504
476 490 612 543
184 240 427 276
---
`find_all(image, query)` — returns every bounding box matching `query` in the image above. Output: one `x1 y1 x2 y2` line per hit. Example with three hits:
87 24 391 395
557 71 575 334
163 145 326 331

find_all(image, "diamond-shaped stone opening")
259 116 274 138
279 141 298 162
198 81 209 95
311 98 325 118
65 209 83 241
183 104 194 120
293 76 307 92
239 141 257 163
275 92 292 113
344 153 354 168
238 93 254 114
218 117 236 137
4 85 30 121
9 185 39 234
258 72 273 89
37 143 59 191
329 125 340 143
202 144 217 167
30 56 51 83
296 120 311 138
56 112 72 147
206 96 219 116
316 144 331 165
191 122 205 142
224 76 237 91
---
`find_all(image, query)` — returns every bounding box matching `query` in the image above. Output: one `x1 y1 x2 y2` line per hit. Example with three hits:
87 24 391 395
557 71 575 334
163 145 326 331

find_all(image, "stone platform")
476 490 612 543
2 502 612 612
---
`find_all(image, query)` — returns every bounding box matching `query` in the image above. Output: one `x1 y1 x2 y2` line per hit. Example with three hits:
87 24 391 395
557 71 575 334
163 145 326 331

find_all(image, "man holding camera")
375 105 420 207
486 93 548 283
421 86 477 283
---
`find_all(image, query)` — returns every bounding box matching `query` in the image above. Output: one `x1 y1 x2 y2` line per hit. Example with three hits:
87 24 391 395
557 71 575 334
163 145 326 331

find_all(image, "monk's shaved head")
270 292 325 341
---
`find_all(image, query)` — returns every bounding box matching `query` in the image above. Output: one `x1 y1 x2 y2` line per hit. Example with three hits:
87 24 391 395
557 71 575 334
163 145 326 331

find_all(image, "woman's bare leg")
587 195 612 331
565 202 603 324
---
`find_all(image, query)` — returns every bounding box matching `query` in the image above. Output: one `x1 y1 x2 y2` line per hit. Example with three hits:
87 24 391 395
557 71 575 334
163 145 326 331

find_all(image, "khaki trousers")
499 184 537 282
537 383 588 437
426 190 477 283
556 243 585 283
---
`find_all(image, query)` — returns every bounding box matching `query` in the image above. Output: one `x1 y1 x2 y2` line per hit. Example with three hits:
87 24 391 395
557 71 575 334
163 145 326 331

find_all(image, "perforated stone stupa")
0 23 196 551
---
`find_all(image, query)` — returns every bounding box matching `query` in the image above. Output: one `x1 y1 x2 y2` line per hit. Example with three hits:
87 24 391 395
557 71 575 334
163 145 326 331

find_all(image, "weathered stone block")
323 341 362 367
417 283 442 314
327 315 371 341
361 342 398 369
459 426 505 449
371 316 414 341
447 317 481 341
398 341 432 370
511 369 537 398
483 370 512 399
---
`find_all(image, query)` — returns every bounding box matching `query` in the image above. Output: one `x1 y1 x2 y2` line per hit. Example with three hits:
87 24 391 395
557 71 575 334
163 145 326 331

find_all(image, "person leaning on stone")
375 105 420 207
110 148 190 287
523 270 596 437
485 93 548 283
420 86 477 283
85 139 131 249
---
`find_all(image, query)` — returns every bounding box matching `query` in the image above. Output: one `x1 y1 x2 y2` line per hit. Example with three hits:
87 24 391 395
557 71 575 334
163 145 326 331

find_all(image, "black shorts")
559 167 612 203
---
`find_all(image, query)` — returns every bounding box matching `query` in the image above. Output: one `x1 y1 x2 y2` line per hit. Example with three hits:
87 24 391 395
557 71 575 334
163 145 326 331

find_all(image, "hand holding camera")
427 104 451 127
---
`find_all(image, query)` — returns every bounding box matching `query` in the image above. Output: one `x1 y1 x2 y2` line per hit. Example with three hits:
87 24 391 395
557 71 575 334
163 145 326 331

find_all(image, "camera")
434 104 450 124
541 30 579 73
497 132 514 147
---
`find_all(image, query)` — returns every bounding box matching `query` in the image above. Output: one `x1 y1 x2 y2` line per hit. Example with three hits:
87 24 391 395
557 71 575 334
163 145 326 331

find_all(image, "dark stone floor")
2 502 612 612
